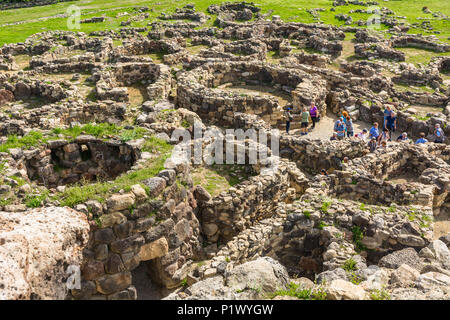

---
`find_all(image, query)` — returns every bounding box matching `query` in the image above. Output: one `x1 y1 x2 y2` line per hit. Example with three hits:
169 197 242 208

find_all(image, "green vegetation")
53 136 172 207
0 131 44 153
51 123 148 141
342 258 357 272
348 272 363 285
25 191 49 208
269 282 327 300
1 0 448 47
191 164 254 197
370 288 391 300
0 124 150 153
407 209 416 221
303 210 311 218
320 200 332 214
317 221 327 230
351 225 366 252
388 203 397 213
397 47 450 66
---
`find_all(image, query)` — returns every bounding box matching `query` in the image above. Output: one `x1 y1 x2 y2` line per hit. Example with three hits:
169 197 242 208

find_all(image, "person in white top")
356 129 368 141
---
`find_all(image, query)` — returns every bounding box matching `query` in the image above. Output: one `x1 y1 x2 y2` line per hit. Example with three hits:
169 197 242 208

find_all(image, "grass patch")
342 258 357 272
269 282 326 300
370 288 391 300
320 200 332 214
351 225 366 252
191 164 253 197
0 131 44 153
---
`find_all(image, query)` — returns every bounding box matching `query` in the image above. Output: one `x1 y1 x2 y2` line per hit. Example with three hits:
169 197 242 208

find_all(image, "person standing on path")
309 102 318 130
336 120 346 140
385 112 397 134
346 116 354 137
284 107 294 134
383 105 392 129
301 107 310 135
434 124 445 143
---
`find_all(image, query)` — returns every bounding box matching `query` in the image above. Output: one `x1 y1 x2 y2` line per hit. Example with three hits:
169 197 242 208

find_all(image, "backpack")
284 111 293 121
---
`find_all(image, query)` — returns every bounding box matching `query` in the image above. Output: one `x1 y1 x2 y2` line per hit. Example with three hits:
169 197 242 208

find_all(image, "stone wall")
330 143 450 209
25 137 139 187
354 42 405 61
0 0 73 10
71 163 203 299
176 61 327 127
95 62 171 102
391 35 450 53
1 78 69 102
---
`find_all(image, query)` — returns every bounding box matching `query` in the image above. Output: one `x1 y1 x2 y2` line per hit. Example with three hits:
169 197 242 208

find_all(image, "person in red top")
309 102 318 129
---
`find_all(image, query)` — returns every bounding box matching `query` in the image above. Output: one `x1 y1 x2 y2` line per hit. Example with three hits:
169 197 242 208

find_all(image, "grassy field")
0 0 449 46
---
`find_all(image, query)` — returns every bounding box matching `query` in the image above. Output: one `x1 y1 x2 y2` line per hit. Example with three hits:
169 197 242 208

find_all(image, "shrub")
352 226 366 252
370 288 391 300
25 192 48 208
270 282 327 300
342 258 357 272
320 201 332 214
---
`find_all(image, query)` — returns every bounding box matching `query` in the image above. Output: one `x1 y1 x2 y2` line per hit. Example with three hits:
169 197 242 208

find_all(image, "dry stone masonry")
0 1 449 301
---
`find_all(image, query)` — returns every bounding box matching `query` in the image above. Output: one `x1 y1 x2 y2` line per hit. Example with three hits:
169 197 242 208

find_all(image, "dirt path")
288 112 372 140
433 209 450 240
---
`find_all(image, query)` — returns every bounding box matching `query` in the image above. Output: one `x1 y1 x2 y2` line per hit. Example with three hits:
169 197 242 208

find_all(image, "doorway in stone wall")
131 261 169 300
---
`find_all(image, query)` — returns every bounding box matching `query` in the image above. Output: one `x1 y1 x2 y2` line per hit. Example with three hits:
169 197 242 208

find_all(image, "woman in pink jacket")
309 102 318 129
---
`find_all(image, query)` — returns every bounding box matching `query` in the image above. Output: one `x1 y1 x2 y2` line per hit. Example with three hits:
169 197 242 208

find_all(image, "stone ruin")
25 137 139 187
0 1 449 301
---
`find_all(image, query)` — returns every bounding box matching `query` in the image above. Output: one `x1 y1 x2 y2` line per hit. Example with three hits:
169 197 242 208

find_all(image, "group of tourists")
283 102 319 135
330 105 445 152
283 103 446 152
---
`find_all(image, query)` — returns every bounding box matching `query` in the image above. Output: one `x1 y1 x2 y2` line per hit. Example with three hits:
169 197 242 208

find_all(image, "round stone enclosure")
26 137 140 187
176 61 327 126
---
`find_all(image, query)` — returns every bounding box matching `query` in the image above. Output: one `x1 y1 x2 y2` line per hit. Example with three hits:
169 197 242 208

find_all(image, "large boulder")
0 207 89 300
0 89 14 106
326 279 368 300
378 248 421 270
164 257 290 300
225 257 290 295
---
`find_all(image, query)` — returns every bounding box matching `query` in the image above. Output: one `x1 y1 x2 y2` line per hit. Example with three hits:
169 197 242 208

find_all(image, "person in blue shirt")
383 105 392 129
415 132 428 144
385 112 397 134
334 118 341 132
369 122 380 140
336 121 345 140
434 124 445 143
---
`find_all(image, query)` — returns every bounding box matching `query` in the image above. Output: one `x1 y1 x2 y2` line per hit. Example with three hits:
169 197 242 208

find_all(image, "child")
369 122 380 140
415 132 428 144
